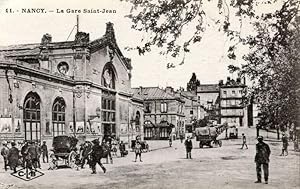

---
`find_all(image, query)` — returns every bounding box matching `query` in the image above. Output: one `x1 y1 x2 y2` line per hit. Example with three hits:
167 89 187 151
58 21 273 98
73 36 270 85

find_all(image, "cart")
228 126 238 139
195 126 222 148
52 135 79 169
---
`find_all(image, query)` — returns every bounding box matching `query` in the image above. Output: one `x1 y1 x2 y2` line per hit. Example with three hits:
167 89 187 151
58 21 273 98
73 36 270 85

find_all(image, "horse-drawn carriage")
195 124 224 148
52 135 79 168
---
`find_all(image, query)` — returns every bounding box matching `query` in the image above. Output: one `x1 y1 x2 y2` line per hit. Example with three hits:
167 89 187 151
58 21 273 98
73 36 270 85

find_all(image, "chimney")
41 33 52 45
219 80 223 86
105 22 116 42
165 86 174 95
226 77 231 85
139 86 143 95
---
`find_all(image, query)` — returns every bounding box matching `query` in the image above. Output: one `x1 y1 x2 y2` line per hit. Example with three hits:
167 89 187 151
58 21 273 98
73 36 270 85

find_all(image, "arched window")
23 92 41 142
52 97 66 136
101 63 115 89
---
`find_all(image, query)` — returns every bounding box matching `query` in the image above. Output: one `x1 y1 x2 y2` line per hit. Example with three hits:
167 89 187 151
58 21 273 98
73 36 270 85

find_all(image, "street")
0 127 299 189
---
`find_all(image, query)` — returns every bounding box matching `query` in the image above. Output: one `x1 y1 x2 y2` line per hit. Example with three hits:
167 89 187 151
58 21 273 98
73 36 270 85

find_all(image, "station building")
0 22 143 145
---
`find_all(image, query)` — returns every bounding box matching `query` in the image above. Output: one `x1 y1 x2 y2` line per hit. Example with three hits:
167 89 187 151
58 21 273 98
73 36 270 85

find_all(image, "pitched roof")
132 87 180 101
197 84 219 93
0 22 132 70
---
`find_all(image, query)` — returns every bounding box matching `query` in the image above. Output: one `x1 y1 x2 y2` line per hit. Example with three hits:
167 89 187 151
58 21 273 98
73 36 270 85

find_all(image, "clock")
57 62 69 75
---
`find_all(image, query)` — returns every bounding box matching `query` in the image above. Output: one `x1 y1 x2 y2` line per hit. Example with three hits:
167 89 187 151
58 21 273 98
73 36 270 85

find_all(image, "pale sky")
0 0 251 89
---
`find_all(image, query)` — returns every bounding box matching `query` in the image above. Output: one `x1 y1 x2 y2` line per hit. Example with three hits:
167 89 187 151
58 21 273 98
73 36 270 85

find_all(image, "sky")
0 0 251 89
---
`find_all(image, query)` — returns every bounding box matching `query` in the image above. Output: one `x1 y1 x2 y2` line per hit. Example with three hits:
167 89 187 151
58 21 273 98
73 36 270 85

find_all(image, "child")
134 141 142 162
48 152 58 170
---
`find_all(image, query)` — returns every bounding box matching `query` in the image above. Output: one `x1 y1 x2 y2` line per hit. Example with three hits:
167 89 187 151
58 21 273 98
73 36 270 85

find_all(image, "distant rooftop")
132 87 182 101
197 84 219 93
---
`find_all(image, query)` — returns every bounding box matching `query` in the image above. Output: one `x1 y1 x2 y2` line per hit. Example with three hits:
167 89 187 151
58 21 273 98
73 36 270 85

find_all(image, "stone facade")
132 87 185 140
219 77 248 127
177 90 201 133
0 22 143 145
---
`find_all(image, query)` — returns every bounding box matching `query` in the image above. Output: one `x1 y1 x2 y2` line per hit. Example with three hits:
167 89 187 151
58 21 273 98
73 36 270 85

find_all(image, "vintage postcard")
0 0 299 188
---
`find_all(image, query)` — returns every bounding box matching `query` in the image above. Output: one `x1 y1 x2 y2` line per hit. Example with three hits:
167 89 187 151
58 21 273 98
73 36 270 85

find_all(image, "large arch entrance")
23 92 41 142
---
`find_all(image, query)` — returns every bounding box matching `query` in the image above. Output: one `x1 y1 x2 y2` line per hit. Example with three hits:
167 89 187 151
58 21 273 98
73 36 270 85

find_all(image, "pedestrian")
80 142 92 169
21 142 29 167
280 133 288 156
180 134 184 143
169 135 172 147
1 141 9 171
241 133 248 149
134 141 142 162
119 141 126 157
90 139 106 174
184 136 193 159
7 142 19 173
36 142 42 168
48 151 58 170
103 141 113 164
41 141 48 163
27 141 38 169
255 136 271 184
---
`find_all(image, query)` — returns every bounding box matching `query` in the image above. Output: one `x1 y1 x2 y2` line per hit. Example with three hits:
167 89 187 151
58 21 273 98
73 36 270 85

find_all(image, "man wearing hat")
90 139 106 174
8 142 19 173
184 136 193 159
1 141 9 171
255 136 271 184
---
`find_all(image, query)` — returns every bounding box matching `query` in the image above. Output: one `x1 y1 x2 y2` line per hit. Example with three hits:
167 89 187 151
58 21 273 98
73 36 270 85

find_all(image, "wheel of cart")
68 150 78 169
211 139 222 147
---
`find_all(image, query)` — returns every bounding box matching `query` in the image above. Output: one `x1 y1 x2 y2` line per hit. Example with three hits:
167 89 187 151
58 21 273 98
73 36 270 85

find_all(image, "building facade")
132 87 185 140
196 84 220 113
177 90 201 133
219 77 248 127
0 22 143 145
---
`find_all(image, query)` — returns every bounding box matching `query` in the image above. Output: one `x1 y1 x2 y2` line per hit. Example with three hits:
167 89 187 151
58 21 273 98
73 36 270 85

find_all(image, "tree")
122 0 270 64
123 0 300 132
228 1 300 132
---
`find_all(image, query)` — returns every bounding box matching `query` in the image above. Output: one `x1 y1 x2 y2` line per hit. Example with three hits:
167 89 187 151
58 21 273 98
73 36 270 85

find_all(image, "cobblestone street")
0 127 299 189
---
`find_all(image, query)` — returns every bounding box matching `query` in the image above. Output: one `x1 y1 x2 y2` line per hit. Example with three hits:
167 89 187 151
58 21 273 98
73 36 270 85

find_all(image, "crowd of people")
0 140 48 173
0 135 149 175
0 131 292 184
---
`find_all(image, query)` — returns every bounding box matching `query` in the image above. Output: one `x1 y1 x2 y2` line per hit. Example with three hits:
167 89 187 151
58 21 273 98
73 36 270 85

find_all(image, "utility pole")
76 15 79 33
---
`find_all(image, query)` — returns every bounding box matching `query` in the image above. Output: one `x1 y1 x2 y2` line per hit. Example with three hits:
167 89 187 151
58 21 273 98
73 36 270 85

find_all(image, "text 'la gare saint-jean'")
17 8 116 14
